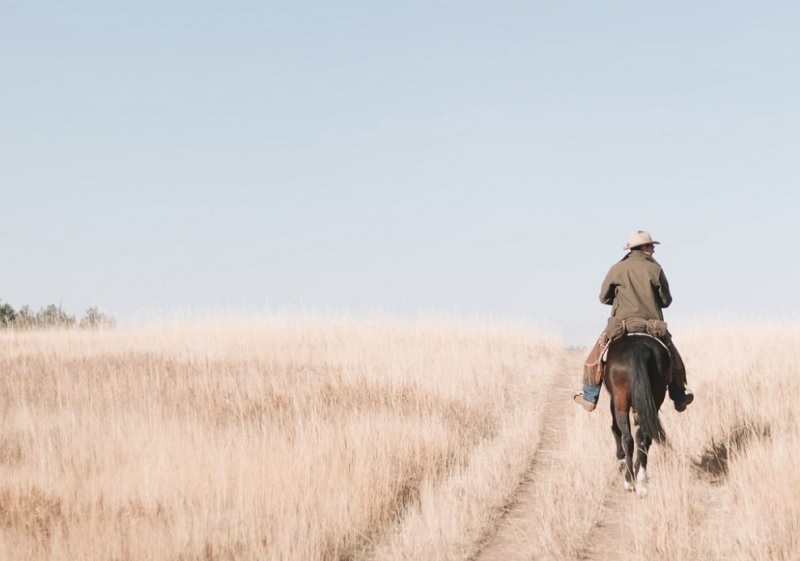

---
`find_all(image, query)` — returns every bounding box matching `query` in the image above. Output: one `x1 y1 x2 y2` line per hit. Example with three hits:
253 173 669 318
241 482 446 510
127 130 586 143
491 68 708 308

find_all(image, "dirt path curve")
469 349 581 561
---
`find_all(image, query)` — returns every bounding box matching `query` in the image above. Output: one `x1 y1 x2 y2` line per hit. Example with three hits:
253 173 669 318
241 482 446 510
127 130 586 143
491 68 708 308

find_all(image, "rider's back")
599 251 671 321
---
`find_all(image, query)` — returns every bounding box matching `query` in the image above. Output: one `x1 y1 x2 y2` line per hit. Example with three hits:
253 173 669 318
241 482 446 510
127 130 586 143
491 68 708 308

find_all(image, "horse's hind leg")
610 400 625 460
615 412 635 491
634 428 652 497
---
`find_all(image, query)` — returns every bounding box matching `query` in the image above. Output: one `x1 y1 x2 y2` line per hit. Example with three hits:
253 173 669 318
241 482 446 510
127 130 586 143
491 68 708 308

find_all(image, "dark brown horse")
604 334 670 495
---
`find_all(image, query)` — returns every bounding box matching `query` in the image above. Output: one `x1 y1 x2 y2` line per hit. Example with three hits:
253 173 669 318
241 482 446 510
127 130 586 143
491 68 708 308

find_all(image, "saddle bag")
606 317 668 340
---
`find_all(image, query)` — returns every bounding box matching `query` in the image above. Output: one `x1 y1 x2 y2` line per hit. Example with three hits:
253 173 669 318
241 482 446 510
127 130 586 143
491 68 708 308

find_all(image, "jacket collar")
627 249 658 264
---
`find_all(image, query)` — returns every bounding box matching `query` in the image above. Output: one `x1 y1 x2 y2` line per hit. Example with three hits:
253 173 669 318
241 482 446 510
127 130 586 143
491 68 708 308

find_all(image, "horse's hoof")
636 485 648 498
623 480 634 491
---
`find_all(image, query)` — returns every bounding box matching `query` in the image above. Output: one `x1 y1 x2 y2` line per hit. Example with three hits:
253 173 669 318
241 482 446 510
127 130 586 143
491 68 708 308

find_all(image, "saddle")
583 317 671 386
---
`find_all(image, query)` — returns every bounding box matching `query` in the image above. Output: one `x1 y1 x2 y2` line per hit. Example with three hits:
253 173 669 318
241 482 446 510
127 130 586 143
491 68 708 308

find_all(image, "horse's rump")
606 335 669 443
602 334 671 493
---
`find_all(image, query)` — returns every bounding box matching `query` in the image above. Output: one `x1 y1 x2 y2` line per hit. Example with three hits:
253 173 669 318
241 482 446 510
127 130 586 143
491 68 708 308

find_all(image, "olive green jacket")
599 250 672 321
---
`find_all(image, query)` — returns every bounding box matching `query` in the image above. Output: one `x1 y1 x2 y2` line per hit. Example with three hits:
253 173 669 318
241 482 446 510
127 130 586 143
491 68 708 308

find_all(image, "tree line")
0 300 116 330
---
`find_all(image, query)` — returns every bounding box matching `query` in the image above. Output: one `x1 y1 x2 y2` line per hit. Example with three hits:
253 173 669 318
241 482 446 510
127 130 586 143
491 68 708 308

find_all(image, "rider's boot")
573 383 601 412
665 336 693 411
669 383 694 412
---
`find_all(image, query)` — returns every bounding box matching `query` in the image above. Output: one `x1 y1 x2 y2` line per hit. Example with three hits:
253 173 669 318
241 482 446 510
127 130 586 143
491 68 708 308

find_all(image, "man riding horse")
573 230 694 412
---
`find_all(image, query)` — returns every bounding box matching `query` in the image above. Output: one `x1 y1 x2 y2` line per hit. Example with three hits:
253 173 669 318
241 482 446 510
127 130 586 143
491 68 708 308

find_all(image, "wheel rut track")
573 464 631 561
469 350 579 561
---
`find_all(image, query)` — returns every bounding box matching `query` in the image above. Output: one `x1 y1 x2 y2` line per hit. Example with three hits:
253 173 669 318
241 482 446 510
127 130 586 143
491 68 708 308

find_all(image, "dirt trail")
470 349 631 561
573 469 630 561
470 350 580 561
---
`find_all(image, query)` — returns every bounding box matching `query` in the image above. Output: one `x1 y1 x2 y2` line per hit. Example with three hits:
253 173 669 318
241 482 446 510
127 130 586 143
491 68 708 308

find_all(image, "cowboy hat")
624 230 660 250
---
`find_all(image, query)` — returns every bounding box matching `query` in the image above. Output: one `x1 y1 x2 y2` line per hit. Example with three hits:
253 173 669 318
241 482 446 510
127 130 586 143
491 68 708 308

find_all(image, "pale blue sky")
2 1 799 345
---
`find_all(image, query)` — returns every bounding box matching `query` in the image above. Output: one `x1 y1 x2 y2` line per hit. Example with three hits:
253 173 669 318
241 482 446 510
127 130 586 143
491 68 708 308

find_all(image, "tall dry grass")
619 321 800 561
498 320 800 561
1 317 798 561
0 317 561 561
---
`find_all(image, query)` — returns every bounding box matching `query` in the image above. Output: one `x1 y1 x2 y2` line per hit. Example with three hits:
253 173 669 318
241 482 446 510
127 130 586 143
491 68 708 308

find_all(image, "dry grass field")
1 317 798 560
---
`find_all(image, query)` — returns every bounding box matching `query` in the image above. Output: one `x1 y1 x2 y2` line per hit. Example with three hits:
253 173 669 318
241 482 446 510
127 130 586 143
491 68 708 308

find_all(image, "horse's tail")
630 342 667 443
